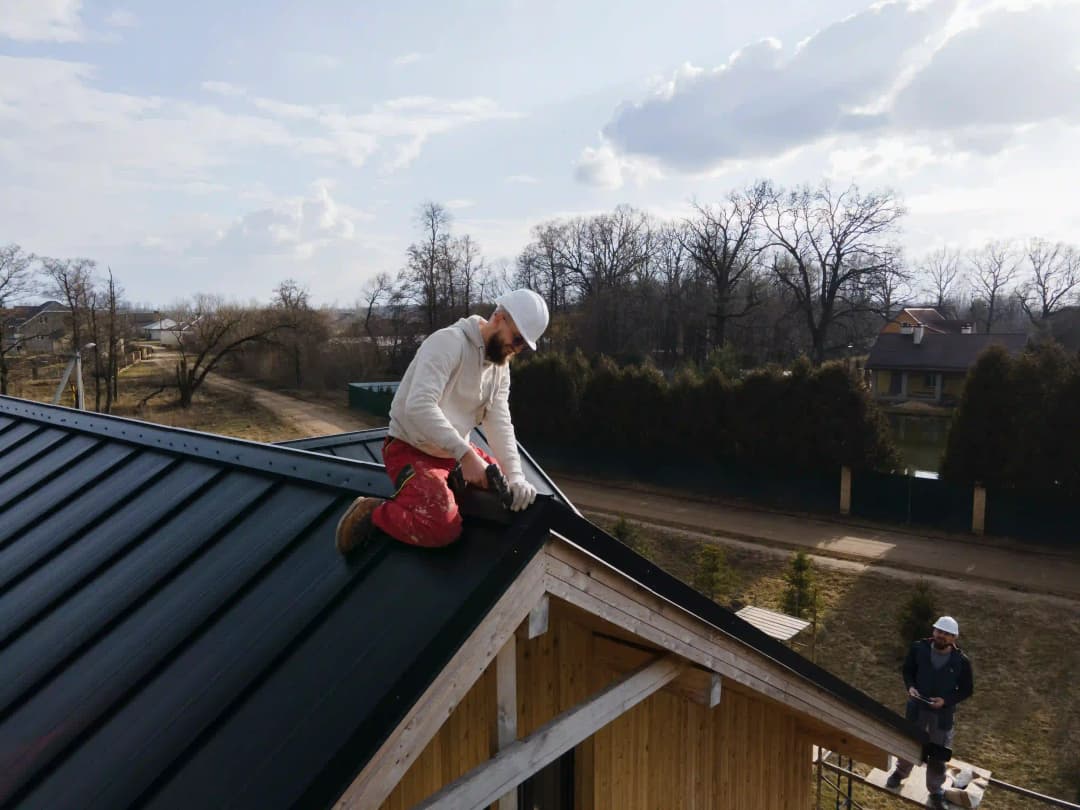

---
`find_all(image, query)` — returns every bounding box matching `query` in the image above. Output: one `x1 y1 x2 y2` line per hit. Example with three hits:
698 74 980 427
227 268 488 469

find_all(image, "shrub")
781 551 818 619
692 545 739 603
896 580 938 648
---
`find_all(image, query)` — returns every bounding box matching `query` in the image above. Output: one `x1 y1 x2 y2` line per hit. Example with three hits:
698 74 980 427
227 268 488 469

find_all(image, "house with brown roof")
880 307 974 336
866 325 1027 406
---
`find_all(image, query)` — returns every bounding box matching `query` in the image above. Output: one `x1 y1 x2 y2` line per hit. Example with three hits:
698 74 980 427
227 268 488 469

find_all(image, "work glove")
507 477 537 512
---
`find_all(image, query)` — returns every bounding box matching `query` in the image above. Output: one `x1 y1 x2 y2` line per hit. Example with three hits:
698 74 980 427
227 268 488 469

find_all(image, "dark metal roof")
0 396 552 810
0 396 922 809
280 426 577 510
866 332 1027 371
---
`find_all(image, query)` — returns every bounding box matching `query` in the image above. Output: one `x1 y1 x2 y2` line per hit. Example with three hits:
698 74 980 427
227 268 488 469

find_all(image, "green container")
347 382 400 417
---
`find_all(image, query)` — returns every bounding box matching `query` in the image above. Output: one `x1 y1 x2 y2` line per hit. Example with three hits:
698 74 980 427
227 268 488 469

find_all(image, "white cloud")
208 182 359 260
574 144 625 189
574 143 663 190
444 199 475 210
506 174 539 184
105 9 136 28
392 52 425 66
598 1 958 171
591 0 1080 177
0 0 83 42
197 83 513 171
890 4 1080 131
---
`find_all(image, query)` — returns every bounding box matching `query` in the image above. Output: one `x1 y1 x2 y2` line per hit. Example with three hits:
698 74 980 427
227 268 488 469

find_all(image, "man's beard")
485 333 512 365
933 638 951 651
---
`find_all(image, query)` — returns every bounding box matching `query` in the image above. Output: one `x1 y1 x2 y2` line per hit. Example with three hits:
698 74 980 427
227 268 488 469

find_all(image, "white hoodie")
387 316 524 482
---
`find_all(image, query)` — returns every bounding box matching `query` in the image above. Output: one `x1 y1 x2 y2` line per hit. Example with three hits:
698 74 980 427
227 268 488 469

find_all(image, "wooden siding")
382 613 816 809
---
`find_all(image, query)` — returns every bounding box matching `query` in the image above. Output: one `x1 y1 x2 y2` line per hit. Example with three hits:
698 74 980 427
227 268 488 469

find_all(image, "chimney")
961 323 974 334
913 324 925 345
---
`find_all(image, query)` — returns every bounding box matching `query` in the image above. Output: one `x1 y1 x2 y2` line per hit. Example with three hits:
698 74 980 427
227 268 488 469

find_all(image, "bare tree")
404 202 452 332
0 244 36 395
1016 238 1080 323
682 183 769 349
450 234 483 317
84 283 105 411
866 256 915 320
918 246 962 311
515 221 572 316
172 295 292 408
39 257 95 356
104 269 122 412
760 182 906 364
271 279 318 387
968 241 1020 333
358 271 392 347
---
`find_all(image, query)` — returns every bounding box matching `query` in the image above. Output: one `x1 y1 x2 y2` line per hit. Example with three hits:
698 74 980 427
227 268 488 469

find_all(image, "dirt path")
559 477 1080 603
145 352 380 438
200 371 379 437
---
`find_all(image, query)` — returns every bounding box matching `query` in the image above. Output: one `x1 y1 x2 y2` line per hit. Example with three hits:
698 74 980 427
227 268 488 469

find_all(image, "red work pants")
372 437 499 547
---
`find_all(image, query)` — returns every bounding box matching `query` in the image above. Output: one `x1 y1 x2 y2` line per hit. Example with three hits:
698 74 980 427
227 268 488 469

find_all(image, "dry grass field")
592 515 1080 810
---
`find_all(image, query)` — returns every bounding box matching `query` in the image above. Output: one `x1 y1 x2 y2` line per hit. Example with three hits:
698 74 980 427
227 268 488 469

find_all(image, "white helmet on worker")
495 289 549 350
933 616 959 636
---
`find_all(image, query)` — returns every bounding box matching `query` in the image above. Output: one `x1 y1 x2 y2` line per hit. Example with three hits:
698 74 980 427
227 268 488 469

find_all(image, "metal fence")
850 470 971 533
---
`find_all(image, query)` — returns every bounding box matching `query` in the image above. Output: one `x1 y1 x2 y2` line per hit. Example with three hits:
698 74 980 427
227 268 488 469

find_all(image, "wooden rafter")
413 655 686 810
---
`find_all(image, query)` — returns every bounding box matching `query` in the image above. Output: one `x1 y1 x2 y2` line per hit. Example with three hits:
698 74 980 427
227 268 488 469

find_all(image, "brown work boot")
335 496 385 555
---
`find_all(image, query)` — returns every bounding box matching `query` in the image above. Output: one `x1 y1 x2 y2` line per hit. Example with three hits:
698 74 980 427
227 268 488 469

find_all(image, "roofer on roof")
335 289 550 553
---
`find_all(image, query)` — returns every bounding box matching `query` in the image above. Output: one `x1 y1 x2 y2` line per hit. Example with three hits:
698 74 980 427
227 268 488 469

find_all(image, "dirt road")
201 372 379 437
558 477 1080 603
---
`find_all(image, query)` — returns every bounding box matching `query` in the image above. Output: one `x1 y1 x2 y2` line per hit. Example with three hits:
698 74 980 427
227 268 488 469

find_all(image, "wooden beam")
334 554 547 810
709 673 722 708
414 655 685 810
592 631 712 706
542 540 922 764
528 593 549 639
495 637 517 810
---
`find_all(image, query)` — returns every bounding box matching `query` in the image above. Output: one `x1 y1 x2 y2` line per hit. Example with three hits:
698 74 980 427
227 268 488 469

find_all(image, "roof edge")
0 395 390 496
544 506 924 747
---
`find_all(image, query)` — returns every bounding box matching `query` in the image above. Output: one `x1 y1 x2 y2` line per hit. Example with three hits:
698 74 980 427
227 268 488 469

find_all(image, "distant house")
141 318 185 346
2 301 69 354
880 307 974 336
866 326 1027 406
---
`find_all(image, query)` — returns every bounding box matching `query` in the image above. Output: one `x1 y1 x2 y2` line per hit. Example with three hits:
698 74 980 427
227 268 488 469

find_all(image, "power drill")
448 462 514 511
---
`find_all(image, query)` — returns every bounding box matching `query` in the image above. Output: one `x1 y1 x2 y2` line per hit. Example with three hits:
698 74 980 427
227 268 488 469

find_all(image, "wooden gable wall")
380 610 813 810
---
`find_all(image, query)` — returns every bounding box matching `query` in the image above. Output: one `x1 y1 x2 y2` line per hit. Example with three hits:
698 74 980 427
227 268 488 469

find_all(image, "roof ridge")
0 396 388 496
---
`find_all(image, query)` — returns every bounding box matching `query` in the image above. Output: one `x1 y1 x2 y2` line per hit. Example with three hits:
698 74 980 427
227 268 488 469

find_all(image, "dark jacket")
902 638 974 731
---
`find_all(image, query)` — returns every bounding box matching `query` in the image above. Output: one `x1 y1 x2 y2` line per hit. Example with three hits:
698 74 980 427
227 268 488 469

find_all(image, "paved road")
554 476 1080 602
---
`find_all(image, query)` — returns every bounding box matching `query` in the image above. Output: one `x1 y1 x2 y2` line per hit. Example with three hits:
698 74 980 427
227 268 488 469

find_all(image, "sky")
2 0 1079 306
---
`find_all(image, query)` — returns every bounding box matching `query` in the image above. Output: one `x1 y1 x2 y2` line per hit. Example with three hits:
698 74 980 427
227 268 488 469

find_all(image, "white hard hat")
933 616 959 635
495 289 549 350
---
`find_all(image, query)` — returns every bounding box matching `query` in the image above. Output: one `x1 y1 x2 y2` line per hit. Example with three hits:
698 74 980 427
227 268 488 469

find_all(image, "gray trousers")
895 707 955 794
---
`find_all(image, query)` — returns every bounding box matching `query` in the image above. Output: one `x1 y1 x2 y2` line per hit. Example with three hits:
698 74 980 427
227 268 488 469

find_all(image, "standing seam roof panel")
0 452 179 590
1 481 340 806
